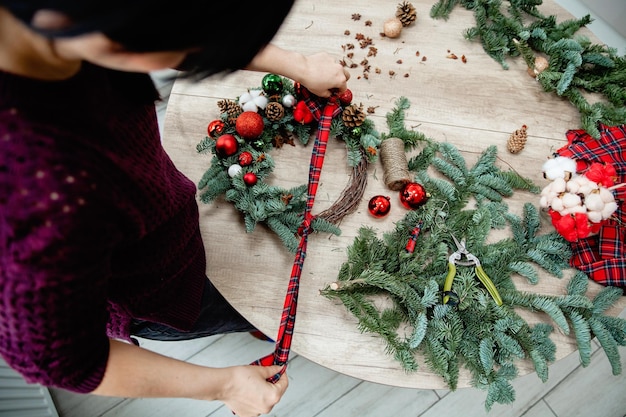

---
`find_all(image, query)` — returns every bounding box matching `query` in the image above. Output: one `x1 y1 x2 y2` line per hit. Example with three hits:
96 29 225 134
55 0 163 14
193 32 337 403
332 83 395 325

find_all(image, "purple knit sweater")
0 64 206 393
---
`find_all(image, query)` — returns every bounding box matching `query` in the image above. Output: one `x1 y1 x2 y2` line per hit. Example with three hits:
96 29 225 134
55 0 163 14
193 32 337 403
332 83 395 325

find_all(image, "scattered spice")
404 73 410 78
447 53 458 59
365 20 372 26
421 56 427 61
415 51 420 57
344 30 351 36
462 55 467 63
351 13 361 21
396 59 403 64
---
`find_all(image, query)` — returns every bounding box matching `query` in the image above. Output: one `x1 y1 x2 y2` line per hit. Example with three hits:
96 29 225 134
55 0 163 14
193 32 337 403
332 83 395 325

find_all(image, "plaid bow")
252 89 342 382
557 124 626 289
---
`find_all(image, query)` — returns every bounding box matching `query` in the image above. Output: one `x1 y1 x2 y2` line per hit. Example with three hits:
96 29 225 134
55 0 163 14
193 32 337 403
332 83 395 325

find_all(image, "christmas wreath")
196 74 381 252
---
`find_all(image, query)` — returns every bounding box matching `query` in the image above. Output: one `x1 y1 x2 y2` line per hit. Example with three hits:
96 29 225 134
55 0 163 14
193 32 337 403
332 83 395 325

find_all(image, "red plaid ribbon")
556 124 626 288
252 90 342 382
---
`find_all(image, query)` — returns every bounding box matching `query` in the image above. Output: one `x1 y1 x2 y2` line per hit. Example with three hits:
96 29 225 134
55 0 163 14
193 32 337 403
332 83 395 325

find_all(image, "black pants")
130 278 256 341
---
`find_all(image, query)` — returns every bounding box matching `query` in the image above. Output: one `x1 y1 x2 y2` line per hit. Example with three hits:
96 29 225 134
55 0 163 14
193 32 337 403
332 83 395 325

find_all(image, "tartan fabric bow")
557 123 626 289
251 89 342 382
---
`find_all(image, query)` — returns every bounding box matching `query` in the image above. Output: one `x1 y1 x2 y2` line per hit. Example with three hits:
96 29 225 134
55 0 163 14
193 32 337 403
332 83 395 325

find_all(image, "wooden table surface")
162 0 625 389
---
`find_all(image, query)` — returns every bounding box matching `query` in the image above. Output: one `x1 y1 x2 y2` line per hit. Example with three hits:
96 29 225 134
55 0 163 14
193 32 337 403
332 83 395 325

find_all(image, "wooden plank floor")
48 0 626 416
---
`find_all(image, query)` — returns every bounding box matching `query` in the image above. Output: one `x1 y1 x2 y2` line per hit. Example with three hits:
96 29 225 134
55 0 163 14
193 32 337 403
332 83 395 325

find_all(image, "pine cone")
507 125 528 154
265 102 285 122
396 1 417 27
342 103 366 128
217 99 242 124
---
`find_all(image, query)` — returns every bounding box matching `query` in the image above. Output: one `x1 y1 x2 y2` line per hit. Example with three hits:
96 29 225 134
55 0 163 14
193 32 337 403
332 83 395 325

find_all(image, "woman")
0 2 349 416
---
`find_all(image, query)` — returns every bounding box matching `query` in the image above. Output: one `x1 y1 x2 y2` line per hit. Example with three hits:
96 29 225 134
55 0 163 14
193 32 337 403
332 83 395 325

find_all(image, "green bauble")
262 73 284 95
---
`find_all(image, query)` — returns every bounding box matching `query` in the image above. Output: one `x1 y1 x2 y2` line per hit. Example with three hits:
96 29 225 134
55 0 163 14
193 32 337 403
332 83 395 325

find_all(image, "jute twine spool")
380 137 411 191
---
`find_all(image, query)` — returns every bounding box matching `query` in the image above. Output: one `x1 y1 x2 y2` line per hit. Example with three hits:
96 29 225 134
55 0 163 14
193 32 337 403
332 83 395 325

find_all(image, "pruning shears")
442 234 503 306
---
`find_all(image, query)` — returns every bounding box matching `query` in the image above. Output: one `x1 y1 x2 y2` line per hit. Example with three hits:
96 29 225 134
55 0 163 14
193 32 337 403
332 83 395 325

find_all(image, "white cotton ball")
599 187 616 203
552 177 567 193
587 210 603 223
551 198 564 212
241 101 258 112
566 178 581 193
239 91 252 104
564 205 586 215
539 195 550 208
542 156 577 180
602 201 618 219
253 95 268 110
584 192 604 211
561 192 582 208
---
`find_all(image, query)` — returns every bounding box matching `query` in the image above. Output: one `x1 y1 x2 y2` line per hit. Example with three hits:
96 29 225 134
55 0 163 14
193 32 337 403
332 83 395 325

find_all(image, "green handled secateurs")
442 234 503 306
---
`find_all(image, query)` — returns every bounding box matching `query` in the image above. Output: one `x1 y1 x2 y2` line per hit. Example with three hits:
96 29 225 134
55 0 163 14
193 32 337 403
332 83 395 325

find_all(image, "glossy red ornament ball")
400 182 429 210
215 134 238 158
368 195 391 217
337 89 353 105
235 111 265 140
238 151 253 167
207 119 225 138
243 172 258 186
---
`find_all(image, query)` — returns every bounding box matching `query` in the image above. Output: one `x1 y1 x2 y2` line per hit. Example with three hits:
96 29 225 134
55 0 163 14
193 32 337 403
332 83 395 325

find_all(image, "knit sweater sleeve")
0 112 120 393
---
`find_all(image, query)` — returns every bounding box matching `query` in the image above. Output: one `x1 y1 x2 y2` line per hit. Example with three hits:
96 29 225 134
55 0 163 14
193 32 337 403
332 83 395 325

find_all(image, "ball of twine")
380 137 411 191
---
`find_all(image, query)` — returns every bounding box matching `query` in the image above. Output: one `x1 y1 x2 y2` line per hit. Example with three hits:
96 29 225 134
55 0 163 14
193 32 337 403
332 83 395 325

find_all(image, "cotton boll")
564 205 586 215
584 192 604 211
561 193 581 208
542 156 577 180
552 177 567 193
599 187 615 203
539 195 550 208
550 198 564 212
602 201 618 219
587 210 603 223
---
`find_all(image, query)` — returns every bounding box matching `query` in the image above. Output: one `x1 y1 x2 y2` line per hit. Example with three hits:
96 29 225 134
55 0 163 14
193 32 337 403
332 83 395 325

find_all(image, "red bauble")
368 195 391 217
400 182 428 209
235 111 265 140
238 151 253 167
215 134 239 158
207 119 225 138
337 89 353 105
243 172 258 186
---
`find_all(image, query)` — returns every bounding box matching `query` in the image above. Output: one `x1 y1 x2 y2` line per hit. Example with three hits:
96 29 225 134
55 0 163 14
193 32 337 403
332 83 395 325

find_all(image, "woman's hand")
245 44 350 98
298 52 350 97
217 365 288 417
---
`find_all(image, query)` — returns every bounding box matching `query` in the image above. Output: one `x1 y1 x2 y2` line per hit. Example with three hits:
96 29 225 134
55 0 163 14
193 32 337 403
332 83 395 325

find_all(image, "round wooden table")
162 0 625 389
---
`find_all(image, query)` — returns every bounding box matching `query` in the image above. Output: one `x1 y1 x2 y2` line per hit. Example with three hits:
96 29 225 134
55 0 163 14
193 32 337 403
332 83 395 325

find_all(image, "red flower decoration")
293 101 314 124
548 209 604 242
584 162 617 188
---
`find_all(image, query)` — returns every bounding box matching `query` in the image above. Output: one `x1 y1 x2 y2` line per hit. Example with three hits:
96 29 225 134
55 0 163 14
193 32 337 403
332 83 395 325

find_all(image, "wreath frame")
196 74 381 252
